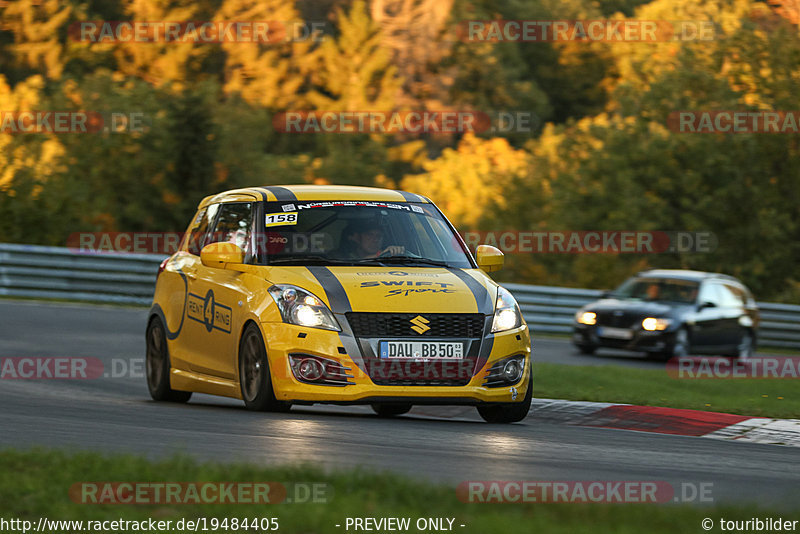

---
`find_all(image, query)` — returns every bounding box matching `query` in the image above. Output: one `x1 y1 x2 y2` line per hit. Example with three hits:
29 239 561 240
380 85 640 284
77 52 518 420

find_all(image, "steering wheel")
378 248 421 258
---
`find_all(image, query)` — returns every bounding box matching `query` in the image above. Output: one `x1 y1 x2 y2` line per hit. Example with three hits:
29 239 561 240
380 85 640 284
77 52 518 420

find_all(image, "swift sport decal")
186 289 232 333
359 281 453 288
358 280 456 297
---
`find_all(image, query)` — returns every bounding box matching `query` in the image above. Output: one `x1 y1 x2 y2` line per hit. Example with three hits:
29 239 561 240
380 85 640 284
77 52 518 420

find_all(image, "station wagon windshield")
256 201 473 268
611 277 699 304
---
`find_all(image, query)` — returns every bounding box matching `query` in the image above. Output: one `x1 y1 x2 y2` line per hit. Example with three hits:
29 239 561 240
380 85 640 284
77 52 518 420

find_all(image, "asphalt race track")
1 299 799 508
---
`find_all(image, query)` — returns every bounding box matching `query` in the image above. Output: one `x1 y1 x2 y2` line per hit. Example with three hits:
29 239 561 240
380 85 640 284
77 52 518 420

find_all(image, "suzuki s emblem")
410 315 431 334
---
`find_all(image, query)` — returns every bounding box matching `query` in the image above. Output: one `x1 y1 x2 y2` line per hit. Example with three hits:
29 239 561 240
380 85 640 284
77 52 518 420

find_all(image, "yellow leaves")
0 74 45 111
373 174 396 189
0 138 65 195
1 0 71 78
0 75 65 193
400 134 530 227
217 0 309 108
61 79 82 107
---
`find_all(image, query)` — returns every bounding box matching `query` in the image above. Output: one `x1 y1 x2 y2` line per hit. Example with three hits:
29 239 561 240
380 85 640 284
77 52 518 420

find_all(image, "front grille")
346 313 485 338
595 311 641 328
365 359 475 386
370 379 470 387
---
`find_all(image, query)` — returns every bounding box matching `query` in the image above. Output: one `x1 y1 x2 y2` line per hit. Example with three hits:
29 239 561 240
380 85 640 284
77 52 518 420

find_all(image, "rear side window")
184 203 219 256
207 202 254 260
724 283 752 306
697 282 721 306
717 283 745 308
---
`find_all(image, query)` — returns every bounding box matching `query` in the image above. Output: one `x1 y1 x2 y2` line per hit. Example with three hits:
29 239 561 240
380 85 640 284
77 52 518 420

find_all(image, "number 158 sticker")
265 212 298 227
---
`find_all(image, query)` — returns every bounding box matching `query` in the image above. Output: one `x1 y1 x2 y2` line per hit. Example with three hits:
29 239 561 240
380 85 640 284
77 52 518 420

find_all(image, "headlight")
576 311 597 325
491 286 522 333
268 285 340 331
642 317 671 331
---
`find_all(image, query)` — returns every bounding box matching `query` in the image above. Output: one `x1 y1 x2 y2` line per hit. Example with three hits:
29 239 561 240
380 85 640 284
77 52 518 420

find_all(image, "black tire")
371 403 412 417
661 327 691 360
477 368 533 424
238 323 291 412
576 344 596 355
146 317 192 403
731 330 754 360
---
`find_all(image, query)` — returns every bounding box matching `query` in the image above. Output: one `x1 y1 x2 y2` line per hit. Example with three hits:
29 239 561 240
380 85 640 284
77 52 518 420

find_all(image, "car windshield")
256 200 473 268
610 277 699 304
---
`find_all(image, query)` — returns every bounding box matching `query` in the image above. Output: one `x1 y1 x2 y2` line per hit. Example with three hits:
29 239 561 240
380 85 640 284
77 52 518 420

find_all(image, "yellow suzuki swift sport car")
146 185 532 423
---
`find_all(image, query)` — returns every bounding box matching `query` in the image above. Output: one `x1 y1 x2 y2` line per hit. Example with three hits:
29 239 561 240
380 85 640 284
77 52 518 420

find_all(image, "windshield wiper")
267 256 356 266
355 256 451 268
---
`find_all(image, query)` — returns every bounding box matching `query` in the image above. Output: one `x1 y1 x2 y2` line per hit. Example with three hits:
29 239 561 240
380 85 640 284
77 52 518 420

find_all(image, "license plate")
379 341 464 359
597 327 633 340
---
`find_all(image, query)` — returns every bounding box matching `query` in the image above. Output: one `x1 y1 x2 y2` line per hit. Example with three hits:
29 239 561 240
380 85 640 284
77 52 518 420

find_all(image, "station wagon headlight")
576 311 597 325
642 317 671 331
268 285 340 331
491 286 522 333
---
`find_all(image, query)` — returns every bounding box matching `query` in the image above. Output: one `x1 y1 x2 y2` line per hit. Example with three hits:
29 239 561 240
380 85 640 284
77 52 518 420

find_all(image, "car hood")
265 266 498 314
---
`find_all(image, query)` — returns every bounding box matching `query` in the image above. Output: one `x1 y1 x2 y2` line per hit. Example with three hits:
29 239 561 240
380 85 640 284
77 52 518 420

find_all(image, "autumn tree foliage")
1 0 800 300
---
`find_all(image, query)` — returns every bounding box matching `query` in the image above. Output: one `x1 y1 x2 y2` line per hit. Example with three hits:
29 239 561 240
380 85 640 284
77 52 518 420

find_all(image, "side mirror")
200 242 244 269
697 301 716 311
600 291 612 299
476 245 504 272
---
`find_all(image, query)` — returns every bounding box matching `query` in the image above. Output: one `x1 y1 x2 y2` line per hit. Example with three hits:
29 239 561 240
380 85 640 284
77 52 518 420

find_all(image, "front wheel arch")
237 321 290 412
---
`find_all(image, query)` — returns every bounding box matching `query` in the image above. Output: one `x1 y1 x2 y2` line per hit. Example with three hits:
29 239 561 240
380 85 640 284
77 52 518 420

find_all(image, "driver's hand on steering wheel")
378 245 405 257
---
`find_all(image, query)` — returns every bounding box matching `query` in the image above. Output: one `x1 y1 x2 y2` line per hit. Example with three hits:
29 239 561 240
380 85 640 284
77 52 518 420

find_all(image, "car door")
691 281 724 349
166 203 219 371
184 201 255 380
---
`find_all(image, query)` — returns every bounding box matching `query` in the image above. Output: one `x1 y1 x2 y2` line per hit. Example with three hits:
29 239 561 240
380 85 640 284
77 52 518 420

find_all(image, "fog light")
502 359 523 383
297 358 324 381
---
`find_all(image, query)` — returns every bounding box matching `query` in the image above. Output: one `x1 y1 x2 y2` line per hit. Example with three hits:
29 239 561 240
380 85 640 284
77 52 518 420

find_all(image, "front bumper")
260 322 531 404
573 323 677 353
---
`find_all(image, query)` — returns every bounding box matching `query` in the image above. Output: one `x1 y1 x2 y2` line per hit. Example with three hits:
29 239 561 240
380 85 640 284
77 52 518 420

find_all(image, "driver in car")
645 283 660 300
339 222 404 258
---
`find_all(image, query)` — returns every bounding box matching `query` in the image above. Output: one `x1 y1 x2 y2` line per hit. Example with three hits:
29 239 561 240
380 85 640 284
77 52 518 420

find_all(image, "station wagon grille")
595 311 642 329
345 313 485 338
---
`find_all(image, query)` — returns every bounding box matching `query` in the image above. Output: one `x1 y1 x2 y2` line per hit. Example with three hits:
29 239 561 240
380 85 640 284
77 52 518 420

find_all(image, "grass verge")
535 362 800 418
0 449 796 533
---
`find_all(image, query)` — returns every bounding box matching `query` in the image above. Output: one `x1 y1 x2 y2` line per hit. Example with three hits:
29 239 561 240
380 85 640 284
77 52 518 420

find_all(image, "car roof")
635 269 742 284
198 185 431 208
